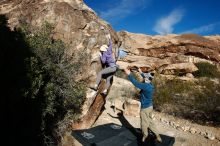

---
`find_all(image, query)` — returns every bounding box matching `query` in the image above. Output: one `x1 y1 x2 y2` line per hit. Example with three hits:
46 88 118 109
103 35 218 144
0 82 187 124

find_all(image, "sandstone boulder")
158 63 198 75
107 76 137 101
0 0 120 129
118 31 220 64
123 98 140 117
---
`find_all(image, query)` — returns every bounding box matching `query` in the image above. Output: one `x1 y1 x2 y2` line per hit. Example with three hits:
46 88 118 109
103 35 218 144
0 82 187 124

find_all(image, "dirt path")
94 101 220 146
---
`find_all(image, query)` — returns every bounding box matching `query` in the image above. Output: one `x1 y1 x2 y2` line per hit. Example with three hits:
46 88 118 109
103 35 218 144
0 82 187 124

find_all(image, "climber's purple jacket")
100 40 116 67
128 74 154 109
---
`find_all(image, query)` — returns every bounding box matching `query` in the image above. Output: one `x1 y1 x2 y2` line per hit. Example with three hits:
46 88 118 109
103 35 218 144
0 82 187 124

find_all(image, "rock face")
0 0 120 129
107 76 137 100
124 98 140 117
158 63 198 75
118 31 220 74
2 0 220 133
0 0 119 80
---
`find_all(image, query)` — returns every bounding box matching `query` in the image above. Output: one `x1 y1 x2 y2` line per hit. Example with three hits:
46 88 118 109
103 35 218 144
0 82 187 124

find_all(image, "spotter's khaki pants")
140 106 159 137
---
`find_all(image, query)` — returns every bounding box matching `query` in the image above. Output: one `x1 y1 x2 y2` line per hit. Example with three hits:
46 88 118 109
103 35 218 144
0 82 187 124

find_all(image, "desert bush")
153 74 194 106
193 62 220 78
1 15 35 146
22 22 86 145
152 73 220 126
192 79 220 125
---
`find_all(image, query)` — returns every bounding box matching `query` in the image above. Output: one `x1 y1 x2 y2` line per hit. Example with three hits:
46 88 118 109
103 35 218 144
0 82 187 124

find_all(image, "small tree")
22 22 86 145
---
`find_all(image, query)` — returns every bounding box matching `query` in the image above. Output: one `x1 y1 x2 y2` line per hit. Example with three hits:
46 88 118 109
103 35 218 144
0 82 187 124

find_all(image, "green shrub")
153 74 194 106
194 79 220 112
153 73 220 126
22 22 86 145
193 62 220 78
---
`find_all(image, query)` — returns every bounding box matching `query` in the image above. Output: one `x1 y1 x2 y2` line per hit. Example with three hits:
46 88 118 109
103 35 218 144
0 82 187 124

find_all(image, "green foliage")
193 62 220 78
194 79 220 112
24 57 44 98
189 79 220 125
153 74 194 106
0 15 40 146
22 22 86 144
153 74 220 126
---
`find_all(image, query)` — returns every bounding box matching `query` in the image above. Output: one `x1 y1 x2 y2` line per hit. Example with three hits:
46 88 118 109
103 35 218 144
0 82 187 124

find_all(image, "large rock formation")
118 31 220 75
0 0 120 129
1 0 220 132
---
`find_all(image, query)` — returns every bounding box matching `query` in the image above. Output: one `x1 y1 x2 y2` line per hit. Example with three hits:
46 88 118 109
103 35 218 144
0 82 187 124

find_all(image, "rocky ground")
93 101 220 146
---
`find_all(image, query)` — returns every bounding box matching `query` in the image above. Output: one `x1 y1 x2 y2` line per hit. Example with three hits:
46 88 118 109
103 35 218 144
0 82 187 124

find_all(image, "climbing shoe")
87 89 98 98
101 89 107 96
155 134 162 143
142 135 147 142
90 84 98 91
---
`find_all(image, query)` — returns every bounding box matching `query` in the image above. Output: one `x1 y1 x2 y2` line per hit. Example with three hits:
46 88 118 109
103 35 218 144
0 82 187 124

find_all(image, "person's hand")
124 67 131 75
138 67 142 73
100 26 105 30
106 34 111 40
99 52 102 57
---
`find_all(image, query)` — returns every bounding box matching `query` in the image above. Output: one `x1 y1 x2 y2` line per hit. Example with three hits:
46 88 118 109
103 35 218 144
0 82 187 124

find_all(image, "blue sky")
84 0 220 36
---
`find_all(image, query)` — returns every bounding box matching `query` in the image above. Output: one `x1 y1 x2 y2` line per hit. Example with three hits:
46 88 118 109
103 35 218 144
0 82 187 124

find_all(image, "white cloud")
181 22 220 34
99 0 150 23
154 8 185 35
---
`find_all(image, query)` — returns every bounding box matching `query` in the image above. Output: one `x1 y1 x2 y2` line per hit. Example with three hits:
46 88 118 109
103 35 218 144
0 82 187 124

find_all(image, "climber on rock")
91 34 117 95
124 66 162 144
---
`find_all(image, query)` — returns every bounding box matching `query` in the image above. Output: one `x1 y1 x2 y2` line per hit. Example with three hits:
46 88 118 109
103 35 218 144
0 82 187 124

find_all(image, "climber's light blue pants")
96 66 117 90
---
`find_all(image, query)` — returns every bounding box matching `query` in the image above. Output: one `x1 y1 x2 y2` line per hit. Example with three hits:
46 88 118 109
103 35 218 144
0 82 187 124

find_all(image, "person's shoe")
90 90 97 98
142 135 147 142
155 134 162 143
101 89 107 96
90 84 98 91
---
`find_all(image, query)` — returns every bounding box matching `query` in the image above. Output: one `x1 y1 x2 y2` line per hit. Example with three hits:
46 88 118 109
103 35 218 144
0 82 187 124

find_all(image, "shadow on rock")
0 14 43 146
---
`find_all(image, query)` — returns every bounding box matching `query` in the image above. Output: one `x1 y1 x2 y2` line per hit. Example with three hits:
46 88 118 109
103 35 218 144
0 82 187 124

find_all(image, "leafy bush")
195 79 220 110
153 74 220 127
153 74 194 106
0 15 36 146
1 15 87 145
193 62 220 78
22 22 86 145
